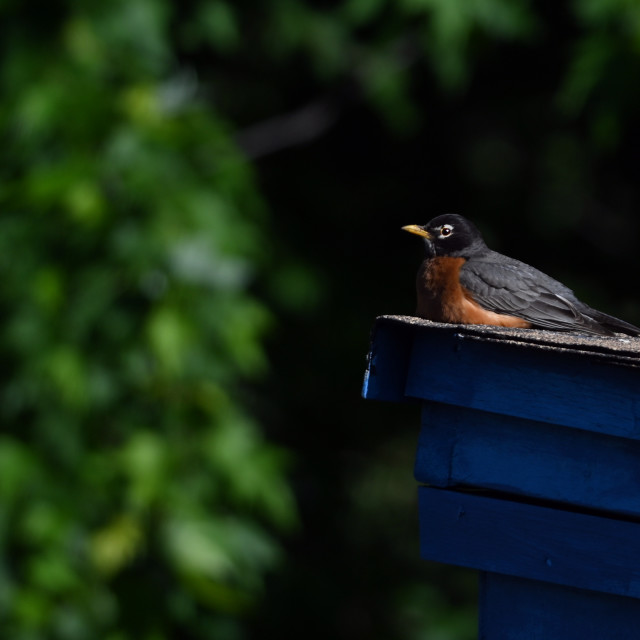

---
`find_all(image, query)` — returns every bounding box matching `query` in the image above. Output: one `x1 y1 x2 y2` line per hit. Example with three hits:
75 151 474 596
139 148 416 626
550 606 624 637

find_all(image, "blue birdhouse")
363 315 640 639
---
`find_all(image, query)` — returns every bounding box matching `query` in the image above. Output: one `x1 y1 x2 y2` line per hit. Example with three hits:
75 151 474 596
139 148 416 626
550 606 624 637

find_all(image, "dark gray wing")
459 252 615 335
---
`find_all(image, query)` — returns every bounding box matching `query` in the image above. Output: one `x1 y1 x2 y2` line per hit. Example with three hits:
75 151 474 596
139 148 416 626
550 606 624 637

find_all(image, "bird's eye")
440 225 453 237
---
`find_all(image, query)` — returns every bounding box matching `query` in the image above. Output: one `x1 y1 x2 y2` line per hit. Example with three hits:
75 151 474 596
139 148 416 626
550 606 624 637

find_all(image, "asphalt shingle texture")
375 315 640 369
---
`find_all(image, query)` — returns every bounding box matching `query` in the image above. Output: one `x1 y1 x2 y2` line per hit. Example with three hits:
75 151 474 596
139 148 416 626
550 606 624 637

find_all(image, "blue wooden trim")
361 319 415 402
415 401 640 518
364 318 640 633
419 487 640 598
480 573 640 639
406 331 640 438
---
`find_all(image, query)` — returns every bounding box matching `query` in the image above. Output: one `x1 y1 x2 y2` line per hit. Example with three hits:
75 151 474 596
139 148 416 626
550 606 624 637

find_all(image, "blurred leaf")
90 515 144 575
31 267 65 313
194 1 240 53
14 589 52 629
20 502 67 546
410 0 536 88
40 345 89 409
90 0 172 77
169 237 252 290
120 431 169 510
146 306 194 376
574 0 640 29
360 52 420 131
27 551 80 593
64 18 106 71
163 515 281 609
306 13 350 78
120 83 164 125
211 296 272 376
0 438 37 504
557 34 612 114
267 262 327 313
341 0 387 25
204 412 298 529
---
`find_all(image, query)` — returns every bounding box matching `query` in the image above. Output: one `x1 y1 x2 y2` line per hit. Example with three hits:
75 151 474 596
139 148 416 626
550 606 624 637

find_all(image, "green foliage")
557 1 640 149
0 2 295 638
405 0 536 88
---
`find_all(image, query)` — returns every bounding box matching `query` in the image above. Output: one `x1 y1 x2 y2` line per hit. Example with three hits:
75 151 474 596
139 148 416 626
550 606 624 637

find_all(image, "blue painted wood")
361 319 414 402
419 487 640 598
364 318 640 635
405 331 640 438
415 401 640 518
480 573 640 639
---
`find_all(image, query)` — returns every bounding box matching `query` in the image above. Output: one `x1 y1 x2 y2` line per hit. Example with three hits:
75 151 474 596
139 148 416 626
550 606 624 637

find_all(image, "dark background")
1 1 639 639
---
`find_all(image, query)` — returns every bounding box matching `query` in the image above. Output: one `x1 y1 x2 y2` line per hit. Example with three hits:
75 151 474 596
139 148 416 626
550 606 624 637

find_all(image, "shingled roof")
373 315 640 369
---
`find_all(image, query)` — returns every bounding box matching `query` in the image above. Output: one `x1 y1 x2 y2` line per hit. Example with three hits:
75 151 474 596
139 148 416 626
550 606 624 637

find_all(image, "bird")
402 214 640 337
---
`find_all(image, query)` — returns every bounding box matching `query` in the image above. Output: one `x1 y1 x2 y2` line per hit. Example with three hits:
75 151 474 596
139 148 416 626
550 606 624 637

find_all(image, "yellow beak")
402 225 432 239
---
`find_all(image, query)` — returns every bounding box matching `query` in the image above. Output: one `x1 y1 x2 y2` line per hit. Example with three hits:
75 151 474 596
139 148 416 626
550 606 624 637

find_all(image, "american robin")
402 213 640 336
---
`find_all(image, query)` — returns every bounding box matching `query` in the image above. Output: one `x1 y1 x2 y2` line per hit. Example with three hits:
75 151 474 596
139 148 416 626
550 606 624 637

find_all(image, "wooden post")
363 315 640 639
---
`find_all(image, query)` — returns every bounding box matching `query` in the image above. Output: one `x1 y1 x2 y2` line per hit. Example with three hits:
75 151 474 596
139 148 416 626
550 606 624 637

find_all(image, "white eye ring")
440 224 454 238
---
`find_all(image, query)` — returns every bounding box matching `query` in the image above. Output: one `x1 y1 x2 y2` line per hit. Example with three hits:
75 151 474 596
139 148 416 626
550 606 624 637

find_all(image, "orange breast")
416 257 531 329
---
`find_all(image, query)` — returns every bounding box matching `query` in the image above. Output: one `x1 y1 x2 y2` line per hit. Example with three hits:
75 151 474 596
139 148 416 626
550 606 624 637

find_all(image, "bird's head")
402 214 487 258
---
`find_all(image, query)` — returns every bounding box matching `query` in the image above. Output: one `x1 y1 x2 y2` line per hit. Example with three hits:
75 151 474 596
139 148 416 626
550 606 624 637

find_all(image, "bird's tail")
586 308 640 337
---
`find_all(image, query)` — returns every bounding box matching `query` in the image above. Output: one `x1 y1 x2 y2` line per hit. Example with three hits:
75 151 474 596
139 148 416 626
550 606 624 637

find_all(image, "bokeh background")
1 1 640 638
